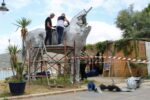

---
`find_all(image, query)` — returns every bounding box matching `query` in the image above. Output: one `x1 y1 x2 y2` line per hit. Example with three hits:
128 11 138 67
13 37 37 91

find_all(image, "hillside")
0 53 11 69
0 53 22 69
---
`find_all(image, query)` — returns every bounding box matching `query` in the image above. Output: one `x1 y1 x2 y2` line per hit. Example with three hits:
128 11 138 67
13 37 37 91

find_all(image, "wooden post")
127 61 133 76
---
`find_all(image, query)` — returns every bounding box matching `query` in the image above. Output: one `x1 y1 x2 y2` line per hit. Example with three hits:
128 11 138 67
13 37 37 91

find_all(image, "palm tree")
14 17 31 59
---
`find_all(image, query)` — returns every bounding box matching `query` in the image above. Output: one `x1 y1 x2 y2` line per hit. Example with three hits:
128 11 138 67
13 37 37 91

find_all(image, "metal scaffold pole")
27 39 76 86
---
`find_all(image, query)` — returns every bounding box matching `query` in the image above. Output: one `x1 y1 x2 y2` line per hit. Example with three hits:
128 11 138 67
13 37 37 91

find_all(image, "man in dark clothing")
45 13 55 45
80 47 88 81
56 13 69 44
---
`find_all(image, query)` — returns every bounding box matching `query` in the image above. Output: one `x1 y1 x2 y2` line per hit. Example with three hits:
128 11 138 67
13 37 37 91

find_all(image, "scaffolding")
27 41 76 86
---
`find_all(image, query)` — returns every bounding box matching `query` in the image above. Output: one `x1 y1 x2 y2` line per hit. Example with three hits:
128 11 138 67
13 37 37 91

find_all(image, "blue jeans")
56 26 64 44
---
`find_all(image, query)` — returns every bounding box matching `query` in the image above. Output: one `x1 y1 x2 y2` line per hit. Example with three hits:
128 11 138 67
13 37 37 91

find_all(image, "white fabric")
57 20 64 27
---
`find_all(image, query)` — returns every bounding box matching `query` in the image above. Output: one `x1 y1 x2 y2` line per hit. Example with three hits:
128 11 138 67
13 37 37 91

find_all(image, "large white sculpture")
25 7 92 82
66 8 92 81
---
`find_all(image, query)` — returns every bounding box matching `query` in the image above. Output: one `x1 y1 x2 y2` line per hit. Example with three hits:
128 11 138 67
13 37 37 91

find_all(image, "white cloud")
0 30 22 54
86 21 122 44
8 0 31 9
0 36 9 54
43 0 104 16
9 30 22 46
92 0 150 14
89 0 104 8
101 0 123 13
42 0 150 17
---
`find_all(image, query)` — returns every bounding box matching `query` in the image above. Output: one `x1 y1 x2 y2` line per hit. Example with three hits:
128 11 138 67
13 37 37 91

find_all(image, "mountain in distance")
0 53 11 69
0 53 22 69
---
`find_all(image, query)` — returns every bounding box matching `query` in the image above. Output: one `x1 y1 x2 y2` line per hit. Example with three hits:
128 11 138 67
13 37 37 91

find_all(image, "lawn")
0 77 84 98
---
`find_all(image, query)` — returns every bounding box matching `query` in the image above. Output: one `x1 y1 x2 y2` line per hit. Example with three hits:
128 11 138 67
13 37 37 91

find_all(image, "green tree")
116 5 135 38
134 4 150 38
86 44 95 50
116 4 150 39
96 41 108 54
14 17 31 59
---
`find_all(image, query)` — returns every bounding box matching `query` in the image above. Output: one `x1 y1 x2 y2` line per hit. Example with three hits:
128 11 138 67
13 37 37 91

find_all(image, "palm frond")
15 17 31 28
7 45 21 55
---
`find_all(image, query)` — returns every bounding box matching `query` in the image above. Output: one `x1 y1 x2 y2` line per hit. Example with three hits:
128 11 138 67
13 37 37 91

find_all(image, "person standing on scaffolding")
56 13 69 44
45 13 55 45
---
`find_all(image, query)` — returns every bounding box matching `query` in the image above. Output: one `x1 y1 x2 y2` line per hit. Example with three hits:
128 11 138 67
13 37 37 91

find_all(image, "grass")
0 76 83 98
0 80 10 98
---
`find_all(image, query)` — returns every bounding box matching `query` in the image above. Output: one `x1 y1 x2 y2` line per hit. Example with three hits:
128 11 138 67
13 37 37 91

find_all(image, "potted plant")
7 45 26 95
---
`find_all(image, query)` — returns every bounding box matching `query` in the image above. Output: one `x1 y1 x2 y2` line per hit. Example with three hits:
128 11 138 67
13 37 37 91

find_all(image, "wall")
103 40 148 77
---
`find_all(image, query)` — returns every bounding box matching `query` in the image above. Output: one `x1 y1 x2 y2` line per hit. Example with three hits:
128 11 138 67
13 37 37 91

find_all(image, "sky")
0 0 150 54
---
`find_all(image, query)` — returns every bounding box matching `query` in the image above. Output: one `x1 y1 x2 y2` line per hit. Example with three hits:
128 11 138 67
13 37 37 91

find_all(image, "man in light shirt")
56 13 69 44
